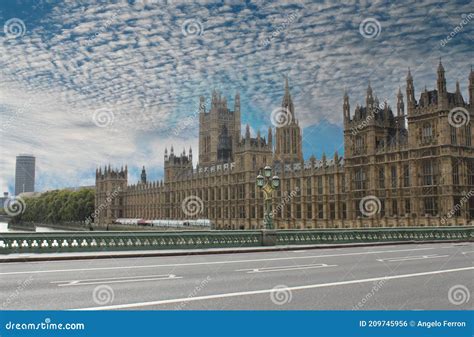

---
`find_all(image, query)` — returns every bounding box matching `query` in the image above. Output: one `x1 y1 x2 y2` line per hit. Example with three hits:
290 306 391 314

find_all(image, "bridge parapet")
0 230 262 254
276 227 473 245
0 227 472 254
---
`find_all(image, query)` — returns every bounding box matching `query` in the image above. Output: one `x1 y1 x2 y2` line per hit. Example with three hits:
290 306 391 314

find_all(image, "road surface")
1 242 472 310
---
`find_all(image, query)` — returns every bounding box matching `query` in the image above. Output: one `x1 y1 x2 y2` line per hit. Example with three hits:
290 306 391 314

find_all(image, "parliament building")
95 62 474 229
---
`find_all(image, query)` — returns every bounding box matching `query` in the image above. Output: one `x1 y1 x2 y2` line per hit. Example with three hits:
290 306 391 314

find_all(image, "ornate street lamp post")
256 166 280 230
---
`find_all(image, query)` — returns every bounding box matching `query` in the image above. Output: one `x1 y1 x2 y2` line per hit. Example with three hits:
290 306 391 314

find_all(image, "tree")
11 189 95 227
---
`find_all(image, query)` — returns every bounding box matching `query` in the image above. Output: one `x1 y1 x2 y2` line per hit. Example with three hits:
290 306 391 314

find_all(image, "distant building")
15 155 35 196
17 191 42 198
0 192 9 207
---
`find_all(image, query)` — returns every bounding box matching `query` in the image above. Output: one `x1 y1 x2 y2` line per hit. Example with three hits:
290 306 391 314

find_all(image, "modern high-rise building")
95 63 474 229
15 155 35 196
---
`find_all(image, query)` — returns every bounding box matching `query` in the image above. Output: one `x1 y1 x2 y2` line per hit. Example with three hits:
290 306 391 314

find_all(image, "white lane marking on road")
291 250 307 253
376 254 449 262
57 277 181 286
74 266 474 310
236 263 337 273
0 247 436 276
461 251 474 254
51 274 179 286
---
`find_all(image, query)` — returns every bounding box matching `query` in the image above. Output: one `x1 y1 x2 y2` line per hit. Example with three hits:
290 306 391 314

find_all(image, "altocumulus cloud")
0 0 472 192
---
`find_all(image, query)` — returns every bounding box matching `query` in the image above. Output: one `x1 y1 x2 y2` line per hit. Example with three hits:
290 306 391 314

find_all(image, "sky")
0 0 473 194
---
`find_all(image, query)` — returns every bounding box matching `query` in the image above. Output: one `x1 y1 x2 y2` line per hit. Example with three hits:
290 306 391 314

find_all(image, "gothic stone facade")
95 63 474 229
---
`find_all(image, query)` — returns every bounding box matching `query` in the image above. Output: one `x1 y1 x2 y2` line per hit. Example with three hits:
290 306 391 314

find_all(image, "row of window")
351 122 472 150
354 197 474 217
377 165 410 189
124 196 474 220
450 125 471 146
354 159 466 190
280 128 300 154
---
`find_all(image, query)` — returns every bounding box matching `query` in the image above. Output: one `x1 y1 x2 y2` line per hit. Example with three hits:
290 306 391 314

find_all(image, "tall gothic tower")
274 77 303 163
95 165 127 224
198 91 240 166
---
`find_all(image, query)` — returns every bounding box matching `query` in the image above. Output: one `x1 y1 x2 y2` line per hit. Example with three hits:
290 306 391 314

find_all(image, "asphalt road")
1 242 473 310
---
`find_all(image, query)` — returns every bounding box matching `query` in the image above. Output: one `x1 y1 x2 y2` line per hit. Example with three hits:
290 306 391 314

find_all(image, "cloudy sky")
0 0 473 193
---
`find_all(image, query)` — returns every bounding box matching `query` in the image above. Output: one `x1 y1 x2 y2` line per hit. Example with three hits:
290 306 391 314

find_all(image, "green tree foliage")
13 189 95 225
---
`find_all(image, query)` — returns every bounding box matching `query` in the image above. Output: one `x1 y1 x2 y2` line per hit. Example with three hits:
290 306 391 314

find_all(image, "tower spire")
437 59 447 108
234 90 241 144
282 76 295 121
268 126 272 145
366 81 374 108
199 96 206 113
343 89 350 122
274 75 302 164
397 87 404 117
406 68 415 114
469 65 474 106
141 166 147 184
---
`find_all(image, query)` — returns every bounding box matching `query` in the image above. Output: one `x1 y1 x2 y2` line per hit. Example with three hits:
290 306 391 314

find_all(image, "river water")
0 222 67 233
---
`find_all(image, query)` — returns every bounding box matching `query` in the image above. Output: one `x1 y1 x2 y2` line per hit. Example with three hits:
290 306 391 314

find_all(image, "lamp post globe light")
271 175 280 189
263 165 272 178
255 166 280 230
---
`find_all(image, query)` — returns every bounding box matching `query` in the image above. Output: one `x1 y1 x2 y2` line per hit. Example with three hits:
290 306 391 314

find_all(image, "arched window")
354 135 365 154
355 168 366 190
422 160 434 186
451 126 457 145
465 124 471 146
421 123 433 143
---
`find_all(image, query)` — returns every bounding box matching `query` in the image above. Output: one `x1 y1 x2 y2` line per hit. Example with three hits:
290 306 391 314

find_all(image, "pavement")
0 242 472 310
